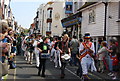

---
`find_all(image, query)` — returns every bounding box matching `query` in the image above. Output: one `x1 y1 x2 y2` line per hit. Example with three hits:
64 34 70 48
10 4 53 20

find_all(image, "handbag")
0 62 8 76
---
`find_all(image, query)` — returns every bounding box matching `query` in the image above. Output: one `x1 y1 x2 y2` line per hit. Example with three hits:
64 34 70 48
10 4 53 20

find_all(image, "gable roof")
77 2 97 11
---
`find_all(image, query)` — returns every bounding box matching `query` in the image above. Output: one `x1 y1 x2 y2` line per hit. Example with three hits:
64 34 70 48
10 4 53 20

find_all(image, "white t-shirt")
97 47 107 60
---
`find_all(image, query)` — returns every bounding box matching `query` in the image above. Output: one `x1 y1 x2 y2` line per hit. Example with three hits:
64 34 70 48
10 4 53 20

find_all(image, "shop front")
61 12 82 39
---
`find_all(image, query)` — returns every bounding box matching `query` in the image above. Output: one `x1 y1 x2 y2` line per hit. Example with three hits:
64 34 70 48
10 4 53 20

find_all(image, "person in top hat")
79 32 95 79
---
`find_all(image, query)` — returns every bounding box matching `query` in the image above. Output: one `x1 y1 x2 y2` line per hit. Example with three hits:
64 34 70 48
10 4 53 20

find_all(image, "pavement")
3 55 120 81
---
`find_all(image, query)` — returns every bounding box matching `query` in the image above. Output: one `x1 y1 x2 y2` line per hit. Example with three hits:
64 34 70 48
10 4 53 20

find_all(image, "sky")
11 0 52 29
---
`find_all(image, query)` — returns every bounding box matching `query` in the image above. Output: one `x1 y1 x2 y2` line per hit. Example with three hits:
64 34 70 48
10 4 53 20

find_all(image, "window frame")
47 23 51 31
88 8 96 24
47 9 52 19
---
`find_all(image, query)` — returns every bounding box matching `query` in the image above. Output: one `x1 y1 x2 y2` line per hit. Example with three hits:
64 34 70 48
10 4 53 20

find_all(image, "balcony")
46 31 51 35
47 7 53 10
46 18 52 23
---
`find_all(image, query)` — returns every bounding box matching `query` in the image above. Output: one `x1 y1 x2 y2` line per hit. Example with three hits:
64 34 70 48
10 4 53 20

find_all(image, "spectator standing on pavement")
12 34 17 56
3 26 16 69
37 37 50 77
0 20 9 78
79 33 96 79
106 39 118 80
11 33 17 59
96 41 108 73
16 34 22 55
0 20 9 63
0 20 17 77
70 35 79 66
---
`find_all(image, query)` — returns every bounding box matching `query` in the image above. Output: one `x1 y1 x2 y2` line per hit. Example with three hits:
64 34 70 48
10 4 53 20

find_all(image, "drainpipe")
42 10 44 35
102 2 108 41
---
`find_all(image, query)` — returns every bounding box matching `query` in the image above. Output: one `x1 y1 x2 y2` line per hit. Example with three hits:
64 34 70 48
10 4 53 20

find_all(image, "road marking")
88 72 101 79
14 57 17 81
65 68 83 79
88 72 107 81
66 68 105 80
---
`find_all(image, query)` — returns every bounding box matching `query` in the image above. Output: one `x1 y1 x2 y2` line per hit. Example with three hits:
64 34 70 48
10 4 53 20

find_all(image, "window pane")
50 10 52 18
49 23 51 31
89 9 96 23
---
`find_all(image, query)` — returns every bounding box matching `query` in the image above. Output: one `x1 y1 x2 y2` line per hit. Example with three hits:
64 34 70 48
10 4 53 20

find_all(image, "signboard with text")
65 2 73 14
61 17 82 28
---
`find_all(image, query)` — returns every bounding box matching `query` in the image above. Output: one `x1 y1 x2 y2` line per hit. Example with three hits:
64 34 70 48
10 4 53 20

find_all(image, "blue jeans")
108 56 113 72
70 51 78 66
77 61 82 77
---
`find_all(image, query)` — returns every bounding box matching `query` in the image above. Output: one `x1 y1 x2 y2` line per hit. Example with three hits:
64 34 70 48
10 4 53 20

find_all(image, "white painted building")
37 1 66 36
79 1 120 51
0 0 16 31
4 0 11 19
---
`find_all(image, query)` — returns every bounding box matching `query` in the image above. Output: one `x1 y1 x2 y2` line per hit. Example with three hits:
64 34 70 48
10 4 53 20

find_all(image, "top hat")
84 32 91 39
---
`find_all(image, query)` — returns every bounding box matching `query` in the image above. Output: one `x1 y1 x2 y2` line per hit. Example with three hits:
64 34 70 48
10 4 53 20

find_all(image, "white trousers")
54 50 61 67
35 49 40 67
51 48 55 57
24 51 28 60
27 52 33 63
81 57 92 75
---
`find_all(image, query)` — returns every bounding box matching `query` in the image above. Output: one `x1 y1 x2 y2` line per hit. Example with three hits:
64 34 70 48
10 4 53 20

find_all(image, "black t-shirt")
54 41 70 54
54 41 62 50
13 40 16 46
37 42 50 53
110 44 117 56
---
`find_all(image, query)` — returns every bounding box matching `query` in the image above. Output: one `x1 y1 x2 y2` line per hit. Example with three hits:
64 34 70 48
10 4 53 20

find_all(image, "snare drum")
61 54 71 63
40 53 50 59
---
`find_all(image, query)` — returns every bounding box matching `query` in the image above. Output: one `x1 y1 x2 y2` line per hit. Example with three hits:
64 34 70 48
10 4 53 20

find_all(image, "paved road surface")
6 55 120 81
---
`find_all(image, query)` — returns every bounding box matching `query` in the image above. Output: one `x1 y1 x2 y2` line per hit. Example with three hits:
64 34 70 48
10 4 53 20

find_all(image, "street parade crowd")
0 20 120 80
